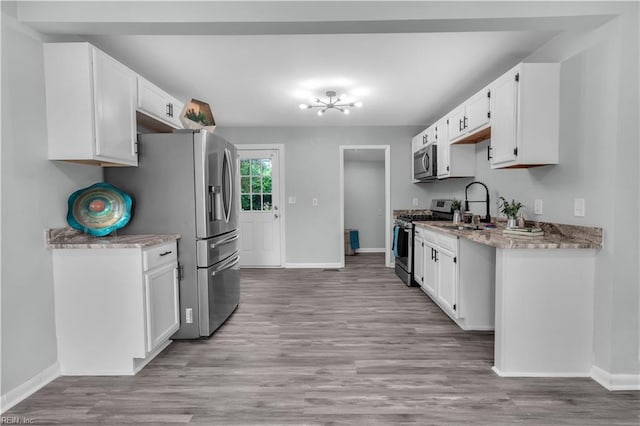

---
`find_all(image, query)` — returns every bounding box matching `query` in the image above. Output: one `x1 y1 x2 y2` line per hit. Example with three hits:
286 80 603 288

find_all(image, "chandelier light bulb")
343 109 350 115
354 101 363 107
299 104 310 110
317 110 324 116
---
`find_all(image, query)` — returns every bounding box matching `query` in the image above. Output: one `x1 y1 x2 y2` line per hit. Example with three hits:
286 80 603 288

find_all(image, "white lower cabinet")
414 226 495 330
144 262 180 353
52 241 180 375
435 241 458 318
421 230 438 296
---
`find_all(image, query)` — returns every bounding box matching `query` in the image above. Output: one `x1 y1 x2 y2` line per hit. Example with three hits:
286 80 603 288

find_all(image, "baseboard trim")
355 248 385 253
284 262 343 269
491 366 590 378
1 362 60 414
591 365 640 391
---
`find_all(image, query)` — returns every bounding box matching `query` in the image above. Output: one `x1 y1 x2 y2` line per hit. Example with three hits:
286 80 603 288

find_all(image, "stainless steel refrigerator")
105 130 240 339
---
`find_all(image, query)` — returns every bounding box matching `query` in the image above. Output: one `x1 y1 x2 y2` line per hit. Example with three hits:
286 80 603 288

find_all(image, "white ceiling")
86 32 555 127
18 1 615 127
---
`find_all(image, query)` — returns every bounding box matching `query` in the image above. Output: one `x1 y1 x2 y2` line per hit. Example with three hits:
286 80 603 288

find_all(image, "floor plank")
5 253 639 425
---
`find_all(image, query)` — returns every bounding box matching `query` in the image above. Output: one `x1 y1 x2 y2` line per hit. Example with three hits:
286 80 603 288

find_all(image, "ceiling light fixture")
299 91 363 116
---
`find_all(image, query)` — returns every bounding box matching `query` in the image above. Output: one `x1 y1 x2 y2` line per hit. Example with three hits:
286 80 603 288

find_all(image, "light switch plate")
534 199 543 215
312 198 318 206
288 196 296 204
412 198 419 206
574 198 585 217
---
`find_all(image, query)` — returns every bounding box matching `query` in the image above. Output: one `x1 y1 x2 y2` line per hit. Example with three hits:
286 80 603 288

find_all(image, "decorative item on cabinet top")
66 182 133 237
180 98 216 131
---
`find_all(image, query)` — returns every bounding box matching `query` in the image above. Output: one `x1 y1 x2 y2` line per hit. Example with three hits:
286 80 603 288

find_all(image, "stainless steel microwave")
413 144 437 181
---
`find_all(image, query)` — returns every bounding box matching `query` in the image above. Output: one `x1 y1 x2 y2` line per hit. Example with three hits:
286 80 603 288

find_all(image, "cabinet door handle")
434 250 439 262
159 251 172 256
459 119 463 132
487 146 493 160
463 116 468 129
166 103 172 117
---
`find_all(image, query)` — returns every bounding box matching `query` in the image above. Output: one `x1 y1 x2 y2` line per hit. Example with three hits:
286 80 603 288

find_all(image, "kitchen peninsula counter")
413 219 601 379
414 220 602 249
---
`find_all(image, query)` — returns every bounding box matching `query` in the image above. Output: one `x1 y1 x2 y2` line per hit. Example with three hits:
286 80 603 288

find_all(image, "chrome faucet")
464 181 491 223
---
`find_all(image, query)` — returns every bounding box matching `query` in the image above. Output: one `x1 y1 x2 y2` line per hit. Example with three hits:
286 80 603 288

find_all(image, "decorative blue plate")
66 182 132 237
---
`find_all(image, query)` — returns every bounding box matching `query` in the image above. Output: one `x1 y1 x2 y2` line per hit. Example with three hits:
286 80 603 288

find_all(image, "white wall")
0 7 103 400
344 157 385 250
403 11 640 379
216 126 426 264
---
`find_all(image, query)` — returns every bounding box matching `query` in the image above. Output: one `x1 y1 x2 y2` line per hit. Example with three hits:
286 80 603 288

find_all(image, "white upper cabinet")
137 76 184 130
44 43 138 167
448 86 491 144
489 63 560 169
465 87 491 135
424 124 437 148
437 116 475 179
447 104 467 142
413 125 436 154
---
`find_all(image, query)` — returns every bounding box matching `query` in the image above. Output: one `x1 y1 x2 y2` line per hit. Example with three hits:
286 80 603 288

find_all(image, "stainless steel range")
393 199 454 286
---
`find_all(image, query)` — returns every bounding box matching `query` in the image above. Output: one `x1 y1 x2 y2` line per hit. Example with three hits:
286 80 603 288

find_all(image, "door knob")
274 213 279 219
274 205 278 211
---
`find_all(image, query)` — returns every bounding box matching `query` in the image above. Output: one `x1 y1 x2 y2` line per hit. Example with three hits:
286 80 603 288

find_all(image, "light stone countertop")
415 220 602 249
46 227 180 249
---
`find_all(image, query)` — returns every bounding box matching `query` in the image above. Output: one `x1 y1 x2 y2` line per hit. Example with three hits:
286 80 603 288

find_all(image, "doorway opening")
339 145 391 268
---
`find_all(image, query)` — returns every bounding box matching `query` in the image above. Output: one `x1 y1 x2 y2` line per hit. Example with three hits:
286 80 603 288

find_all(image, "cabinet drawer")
438 233 458 252
422 229 438 244
143 242 178 271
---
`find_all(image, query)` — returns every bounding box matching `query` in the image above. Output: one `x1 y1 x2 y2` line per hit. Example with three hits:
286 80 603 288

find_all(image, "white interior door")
238 149 282 267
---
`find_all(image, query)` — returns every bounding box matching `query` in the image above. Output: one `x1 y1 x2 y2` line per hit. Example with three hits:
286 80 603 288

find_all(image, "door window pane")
263 176 272 193
251 159 262 175
241 195 251 211
263 194 272 211
241 177 250 193
251 194 262 211
240 160 250 176
251 177 262 193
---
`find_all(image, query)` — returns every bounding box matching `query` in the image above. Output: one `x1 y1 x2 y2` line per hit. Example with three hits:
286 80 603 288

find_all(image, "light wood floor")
6 253 639 424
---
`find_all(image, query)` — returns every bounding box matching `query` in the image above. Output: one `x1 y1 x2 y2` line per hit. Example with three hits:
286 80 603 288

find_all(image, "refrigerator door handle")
223 148 233 223
210 254 240 276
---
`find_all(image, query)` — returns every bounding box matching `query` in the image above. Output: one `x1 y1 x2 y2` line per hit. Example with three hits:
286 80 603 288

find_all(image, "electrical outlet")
288 196 296 204
534 199 543 215
412 197 419 206
185 308 193 324
312 198 318 206
574 198 585 217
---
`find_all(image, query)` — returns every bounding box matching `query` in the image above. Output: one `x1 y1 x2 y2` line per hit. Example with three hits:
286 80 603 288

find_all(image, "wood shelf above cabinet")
450 126 491 145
